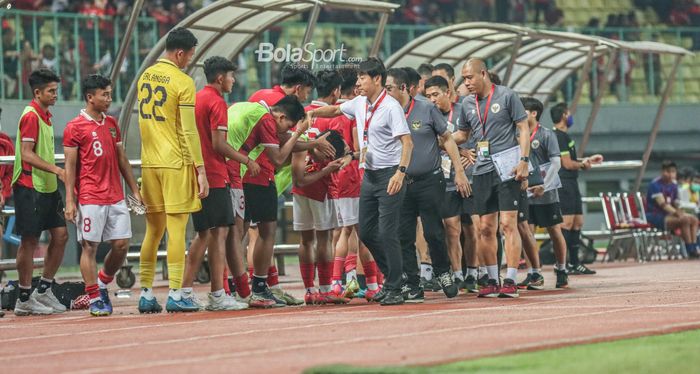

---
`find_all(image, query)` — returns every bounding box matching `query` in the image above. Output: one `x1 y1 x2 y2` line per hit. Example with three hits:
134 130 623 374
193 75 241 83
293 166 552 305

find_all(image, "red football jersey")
291 102 336 201
241 113 279 187
195 85 229 188
63 111 124 205
327 100 361 199
248 85 286 107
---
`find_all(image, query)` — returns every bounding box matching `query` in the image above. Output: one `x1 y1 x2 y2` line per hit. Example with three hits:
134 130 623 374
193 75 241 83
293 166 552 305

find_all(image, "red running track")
1 261 699 373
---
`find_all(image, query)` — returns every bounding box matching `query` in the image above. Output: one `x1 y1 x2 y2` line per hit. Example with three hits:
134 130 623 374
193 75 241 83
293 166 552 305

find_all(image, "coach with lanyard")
307 58 413 306
385 68 469 302
452 58 530 299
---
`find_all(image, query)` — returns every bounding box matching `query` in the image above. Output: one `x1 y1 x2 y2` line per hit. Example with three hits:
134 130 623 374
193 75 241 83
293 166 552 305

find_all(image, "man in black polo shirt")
519 97 569 289
385 68 468 302
452 58 530 299
307 58 413 306
550 103 603 275
424 75 479 290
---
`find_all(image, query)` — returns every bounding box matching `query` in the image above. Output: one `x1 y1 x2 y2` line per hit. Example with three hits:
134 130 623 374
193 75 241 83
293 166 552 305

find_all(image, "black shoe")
477 274 489 288
688 251 700 259
569 264 596 275
517 273 533 289
527 273 545 290
436 272 458 298
401 284 425 303
555 269 569 288
464 275 479 293
371 288 388 303
380 289 405 306
419 276 429 289
420 277 440 292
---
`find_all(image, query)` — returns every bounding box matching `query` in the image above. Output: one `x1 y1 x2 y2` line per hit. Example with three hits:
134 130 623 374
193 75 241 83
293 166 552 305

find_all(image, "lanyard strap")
475 84 495 137
447 103 454 124
530 123 540 142
363 89 387 142
404 98 415 120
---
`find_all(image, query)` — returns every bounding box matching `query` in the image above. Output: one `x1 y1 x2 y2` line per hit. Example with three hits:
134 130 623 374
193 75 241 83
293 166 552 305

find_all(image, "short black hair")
82 74 111 102
315 69 343 98
679 167 696 180
386 68 408 90
28 68 61 92
433 63 455 79
318 129 346 159
203 56 237 83
661 160 677 171
521 97 544 121
550 102 568 124
338 67 358 96
272 95 306 123
489 71 501 85
424 75 449 92
165 27 198 51
358 57 387 86
401 67 421 88
281 65 315 88
417 63 434 77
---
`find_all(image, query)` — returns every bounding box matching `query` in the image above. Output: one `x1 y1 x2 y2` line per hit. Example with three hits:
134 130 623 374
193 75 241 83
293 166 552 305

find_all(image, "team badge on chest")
411 120 422 130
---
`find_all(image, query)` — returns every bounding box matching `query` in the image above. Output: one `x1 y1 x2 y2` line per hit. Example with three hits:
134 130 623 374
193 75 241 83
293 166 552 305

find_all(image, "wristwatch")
520 156 529 162
398 166 407 173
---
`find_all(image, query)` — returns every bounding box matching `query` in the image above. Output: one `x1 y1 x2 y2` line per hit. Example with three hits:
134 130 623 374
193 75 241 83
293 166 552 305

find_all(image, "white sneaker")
182 292 203 310
14 294 53 316
206 293 249 311
34 288 67 313
235 293 250 305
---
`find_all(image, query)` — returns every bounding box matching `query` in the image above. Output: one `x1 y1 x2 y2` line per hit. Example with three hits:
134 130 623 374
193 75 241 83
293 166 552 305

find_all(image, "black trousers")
359 166 406 292
399 170 450 287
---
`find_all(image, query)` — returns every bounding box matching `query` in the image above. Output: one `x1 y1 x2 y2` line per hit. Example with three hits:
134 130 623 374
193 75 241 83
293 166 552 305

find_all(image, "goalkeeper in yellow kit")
136 28 208 313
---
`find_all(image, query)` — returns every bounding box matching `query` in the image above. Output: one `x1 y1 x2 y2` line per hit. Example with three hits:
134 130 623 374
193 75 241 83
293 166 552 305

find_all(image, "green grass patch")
306 329 700 374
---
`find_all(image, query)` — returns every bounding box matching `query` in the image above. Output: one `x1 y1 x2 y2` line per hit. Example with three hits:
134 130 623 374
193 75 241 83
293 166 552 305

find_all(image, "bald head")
465 58 487 74
462 58 491 97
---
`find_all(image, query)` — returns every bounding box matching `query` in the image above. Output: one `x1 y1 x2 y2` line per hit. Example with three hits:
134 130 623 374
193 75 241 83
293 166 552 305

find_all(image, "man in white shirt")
307 58 413 306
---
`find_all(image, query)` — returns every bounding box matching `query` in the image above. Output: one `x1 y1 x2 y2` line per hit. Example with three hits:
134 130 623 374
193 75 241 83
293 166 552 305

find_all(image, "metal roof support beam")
578 51 613 157
633 54 683 193
110 0 145 86
370 12 389 58
569 45 595 115
302 2 321 45
502 36 522 86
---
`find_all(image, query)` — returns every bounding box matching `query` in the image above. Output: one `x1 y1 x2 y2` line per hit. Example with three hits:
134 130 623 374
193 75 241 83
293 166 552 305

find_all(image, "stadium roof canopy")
118 0 398 154
386 22 693 192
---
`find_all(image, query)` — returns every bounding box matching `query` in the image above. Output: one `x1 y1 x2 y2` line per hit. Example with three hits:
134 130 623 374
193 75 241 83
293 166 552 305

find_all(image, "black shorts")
243 182 278 223
460 197 476 225
192 187 234 232
517 191 529 223
558 178 583 216
528 202 564 228
473 170 523 216
441 190 471 219
13 185 66 237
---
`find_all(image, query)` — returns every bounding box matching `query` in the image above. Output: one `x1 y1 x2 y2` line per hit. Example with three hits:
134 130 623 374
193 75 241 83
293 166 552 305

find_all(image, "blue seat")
3 212 21 246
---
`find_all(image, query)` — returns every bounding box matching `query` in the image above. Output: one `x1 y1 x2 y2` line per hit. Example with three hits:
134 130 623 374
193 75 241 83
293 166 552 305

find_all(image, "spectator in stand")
678 168 699 212
41 45 58 71
646 161 699 258
0 107 13 261
545 6 564 27
1 23 19 98
80 0 116 63
534 0 552 24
